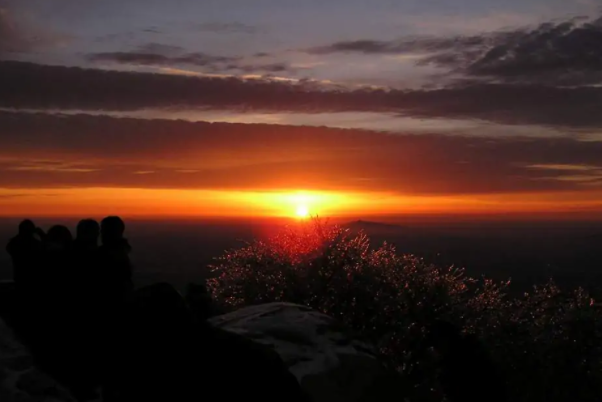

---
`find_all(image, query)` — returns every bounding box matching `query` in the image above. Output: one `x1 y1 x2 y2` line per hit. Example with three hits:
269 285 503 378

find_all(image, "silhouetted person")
36 224 102 401
42 225 74 286
426 320 506 402
24 225 78 390
67 219 104 400
98 216 133 296
45 225 73 250
5 220 44 341
100 216 130 251
85 216 134 399
38 224 74 309
92 216 133 316
72 219 101 298
6 219 43 287
74 219 100 252
71 219 101 302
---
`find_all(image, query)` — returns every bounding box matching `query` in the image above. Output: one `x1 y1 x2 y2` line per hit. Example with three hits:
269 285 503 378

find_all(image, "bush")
208 219 602 402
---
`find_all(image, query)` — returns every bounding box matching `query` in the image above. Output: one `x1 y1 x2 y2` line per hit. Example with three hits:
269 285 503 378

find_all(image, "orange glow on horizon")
0 187 602 219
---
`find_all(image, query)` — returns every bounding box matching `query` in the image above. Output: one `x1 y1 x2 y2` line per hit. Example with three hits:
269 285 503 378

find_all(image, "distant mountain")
343 220 405 233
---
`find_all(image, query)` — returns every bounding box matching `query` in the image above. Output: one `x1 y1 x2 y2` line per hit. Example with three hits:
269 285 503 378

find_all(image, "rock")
209 303 407 402
3 356 34 372
16 371 71 399
108 283 202 401
113 283 307 402
0 317 83 402
0 281 18 322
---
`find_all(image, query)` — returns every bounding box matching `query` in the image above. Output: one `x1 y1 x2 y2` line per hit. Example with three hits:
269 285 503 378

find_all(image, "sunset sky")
1 0 602 219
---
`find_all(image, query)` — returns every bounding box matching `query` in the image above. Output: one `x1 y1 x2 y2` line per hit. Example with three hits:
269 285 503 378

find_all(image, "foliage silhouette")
208 218 602 402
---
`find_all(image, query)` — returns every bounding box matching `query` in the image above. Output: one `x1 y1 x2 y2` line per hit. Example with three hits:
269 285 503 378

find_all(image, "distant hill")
343 220 405 234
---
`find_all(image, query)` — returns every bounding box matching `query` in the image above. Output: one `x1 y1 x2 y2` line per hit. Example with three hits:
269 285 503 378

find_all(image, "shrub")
207 219 602 402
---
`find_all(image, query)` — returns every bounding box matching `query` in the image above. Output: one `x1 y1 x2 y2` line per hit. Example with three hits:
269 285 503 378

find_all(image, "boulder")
0 281 17 321
209 303 407 402
116 283 307 402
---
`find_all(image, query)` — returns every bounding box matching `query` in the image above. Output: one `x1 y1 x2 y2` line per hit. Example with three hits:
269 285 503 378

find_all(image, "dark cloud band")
1 111 601 193
308 16 602 86
2 61 602 129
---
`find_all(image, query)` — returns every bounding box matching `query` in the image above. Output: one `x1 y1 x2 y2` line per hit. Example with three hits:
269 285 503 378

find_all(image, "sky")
1 0 602 219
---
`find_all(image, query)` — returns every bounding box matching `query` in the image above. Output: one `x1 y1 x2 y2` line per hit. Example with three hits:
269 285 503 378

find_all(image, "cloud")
428 16 602 86
88 51 238 67
0 193 33 199
193 22 263 35
308 15 602 86
0 111 601 194
2 61 602 129
0 7 31 55
87 43 294 74
307 37 484 56
0 7 72 58
142 27 162 34
6 159 100 173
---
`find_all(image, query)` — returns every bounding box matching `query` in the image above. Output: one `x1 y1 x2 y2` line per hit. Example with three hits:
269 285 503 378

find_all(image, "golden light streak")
0 187 602 219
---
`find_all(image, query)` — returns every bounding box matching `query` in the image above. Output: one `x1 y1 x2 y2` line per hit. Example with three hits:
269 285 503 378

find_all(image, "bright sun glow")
2 188 602 218
295 204 310 218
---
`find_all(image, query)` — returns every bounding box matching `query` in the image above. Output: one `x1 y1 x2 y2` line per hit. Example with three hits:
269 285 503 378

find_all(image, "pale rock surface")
209 302 407 402
0 317 84 402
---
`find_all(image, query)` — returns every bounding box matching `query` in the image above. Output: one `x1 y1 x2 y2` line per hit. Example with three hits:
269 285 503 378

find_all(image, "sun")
295 204 310 218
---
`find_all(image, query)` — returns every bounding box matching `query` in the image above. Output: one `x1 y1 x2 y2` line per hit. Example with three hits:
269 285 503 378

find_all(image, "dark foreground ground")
1 217 601 294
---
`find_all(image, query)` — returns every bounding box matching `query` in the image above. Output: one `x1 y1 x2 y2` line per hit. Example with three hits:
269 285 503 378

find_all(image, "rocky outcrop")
209 303 407 402
0 316 86 402
1 286 405 402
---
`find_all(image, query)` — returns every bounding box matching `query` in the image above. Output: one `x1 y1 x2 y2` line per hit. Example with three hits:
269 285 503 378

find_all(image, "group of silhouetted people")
7 217 133 295
6 217 134 400
4 216 310 402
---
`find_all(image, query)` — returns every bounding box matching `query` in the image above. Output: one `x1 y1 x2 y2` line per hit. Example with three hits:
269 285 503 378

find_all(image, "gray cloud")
142 27 162 34
2 61 602 129
308 36 488 56
433 16 602 86
0 7 73 58
309 15 602 86
87 43 293 75
193 22 264 35
0 7 31 55
136 43 184 55
89 51 238 67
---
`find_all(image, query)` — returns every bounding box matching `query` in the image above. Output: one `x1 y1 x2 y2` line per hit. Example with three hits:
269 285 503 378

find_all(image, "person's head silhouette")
18 219 36 237
76 219 100 245
101 216 126 245
47 225 73 250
